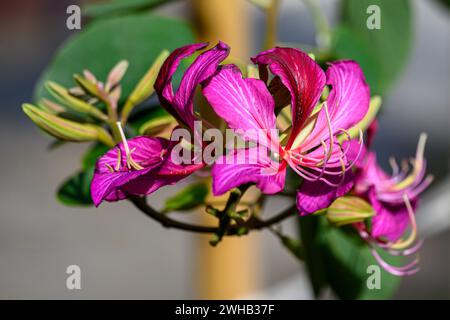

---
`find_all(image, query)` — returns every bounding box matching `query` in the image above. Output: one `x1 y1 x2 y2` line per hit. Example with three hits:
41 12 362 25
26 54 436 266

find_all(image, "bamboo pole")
191 0 261 299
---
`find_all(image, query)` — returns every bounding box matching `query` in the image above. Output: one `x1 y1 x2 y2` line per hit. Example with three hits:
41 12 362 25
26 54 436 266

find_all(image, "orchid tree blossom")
352 133 433 276
203 47 369 209
91 42 230 206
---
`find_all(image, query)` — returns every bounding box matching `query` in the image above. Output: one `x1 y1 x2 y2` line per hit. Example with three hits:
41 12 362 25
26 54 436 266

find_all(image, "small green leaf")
57 170 94 206
57 143 111 207
163 182 209 212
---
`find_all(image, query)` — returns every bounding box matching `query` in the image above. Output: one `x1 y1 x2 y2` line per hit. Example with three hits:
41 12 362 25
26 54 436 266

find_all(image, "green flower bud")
46 81 107 121
22 104 114 146
121 50 170 124
326 196 375 227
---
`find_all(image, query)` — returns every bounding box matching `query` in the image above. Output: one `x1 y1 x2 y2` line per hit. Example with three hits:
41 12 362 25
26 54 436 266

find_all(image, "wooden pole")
191 0 261 299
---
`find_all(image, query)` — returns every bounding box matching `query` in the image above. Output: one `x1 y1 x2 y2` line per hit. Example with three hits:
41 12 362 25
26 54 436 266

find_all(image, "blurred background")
0 0 448 299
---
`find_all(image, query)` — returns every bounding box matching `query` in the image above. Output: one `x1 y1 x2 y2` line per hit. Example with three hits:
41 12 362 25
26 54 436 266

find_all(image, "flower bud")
139 114 177 138
46 81 107 121
121 49 170 123
22 104 114 146
73 74 101 97
326 196 374 226
106 60 129 90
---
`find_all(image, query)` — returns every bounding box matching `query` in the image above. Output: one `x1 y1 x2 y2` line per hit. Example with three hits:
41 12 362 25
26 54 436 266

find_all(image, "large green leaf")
57 170 94 206
334 0 412 95
84 0 173 19
321 217 400 299
34 14 195 104
299 216 401 299
298 216 327 297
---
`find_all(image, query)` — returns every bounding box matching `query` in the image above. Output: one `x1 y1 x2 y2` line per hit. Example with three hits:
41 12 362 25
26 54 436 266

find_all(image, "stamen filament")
390 194 418 250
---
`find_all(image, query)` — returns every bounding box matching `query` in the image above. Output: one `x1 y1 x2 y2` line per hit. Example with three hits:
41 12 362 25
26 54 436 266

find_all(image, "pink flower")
91 42 229 206
203 47 369 211
353 133 433 276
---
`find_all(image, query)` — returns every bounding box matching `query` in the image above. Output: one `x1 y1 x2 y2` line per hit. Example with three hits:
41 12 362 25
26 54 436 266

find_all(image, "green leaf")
317 217 401 299
34 14 195 105
437 0 450 10
334 0 412 95
298 216 401 299
57 143 110 207
84 0 172 19
82 143 110 170
298 216 327 297
163 182 209 212
57 170 94 206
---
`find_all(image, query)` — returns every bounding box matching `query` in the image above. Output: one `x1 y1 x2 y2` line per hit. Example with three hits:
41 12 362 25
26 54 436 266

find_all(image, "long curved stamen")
389 156 400 176
356 223 422 275
342 128 364 169
390 194 418 250
292 128 364 177
393 133 427 191
308 140 330 181
378 174 434 203
370 248 420 276
286 158 338 186
387 240 423 256
286 148 346 186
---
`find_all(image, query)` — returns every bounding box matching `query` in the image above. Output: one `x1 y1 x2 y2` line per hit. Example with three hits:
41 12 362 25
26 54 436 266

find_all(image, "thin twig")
129 196 296 236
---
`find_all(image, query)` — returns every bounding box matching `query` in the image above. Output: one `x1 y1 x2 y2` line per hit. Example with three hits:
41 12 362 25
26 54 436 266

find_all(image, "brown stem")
129 196 296 236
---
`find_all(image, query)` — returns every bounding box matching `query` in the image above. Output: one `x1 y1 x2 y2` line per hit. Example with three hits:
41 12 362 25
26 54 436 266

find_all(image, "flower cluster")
25 41 432 276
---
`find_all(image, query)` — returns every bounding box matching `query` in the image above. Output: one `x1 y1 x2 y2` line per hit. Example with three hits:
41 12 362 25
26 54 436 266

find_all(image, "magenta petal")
326 61 370 130
154 43 207 125
91 137 170 206
252 47 326 148
202 65 278 147
119 160 204 199
212 147 285 196
354 152 389 194
302 61 370 149
369 190 415 242
154 42 229 129
296 172 355 216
